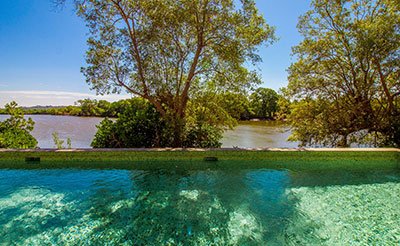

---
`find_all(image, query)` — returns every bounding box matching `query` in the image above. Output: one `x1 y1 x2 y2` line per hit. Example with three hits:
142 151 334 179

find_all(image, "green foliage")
92 98 227 148
249 88 279 119
52 132 64 149
287 98 338 146
92 98 164 148
52 132 72 149
0 98 138 118
75 99 102 116
90 118 118 148
0 102 37 149
276 90 292 121
216 92 252 120
66 138 72 148
287 0 400 147
183 124 223 148
70 0 275 146
183 93 237 148
0 92 259 122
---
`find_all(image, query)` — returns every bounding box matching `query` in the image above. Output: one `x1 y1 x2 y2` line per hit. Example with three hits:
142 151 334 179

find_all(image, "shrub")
0 101 37 149
91 98 224 148
91 98 165 148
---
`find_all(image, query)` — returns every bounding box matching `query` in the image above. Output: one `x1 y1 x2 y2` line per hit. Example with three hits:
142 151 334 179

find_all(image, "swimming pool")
0 157 399 245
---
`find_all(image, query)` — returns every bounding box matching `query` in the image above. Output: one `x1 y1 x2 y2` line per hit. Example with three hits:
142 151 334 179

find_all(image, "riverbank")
1 148 398 171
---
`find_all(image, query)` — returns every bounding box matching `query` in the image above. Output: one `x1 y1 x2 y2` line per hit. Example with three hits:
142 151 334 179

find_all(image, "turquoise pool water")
0 166 399 245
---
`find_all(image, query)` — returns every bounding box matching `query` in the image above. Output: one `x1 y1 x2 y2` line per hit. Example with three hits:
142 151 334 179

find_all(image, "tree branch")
110 0 149 96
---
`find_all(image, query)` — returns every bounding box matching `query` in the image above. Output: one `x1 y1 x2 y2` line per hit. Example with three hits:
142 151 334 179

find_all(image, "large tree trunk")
172 120 184 147
159 99 187 148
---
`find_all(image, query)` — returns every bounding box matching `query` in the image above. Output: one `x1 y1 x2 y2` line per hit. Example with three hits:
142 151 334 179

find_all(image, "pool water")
0 167 399 245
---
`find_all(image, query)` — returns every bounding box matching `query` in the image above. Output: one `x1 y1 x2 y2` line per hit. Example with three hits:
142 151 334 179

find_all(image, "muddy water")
0 115 297 148
222 122 298 148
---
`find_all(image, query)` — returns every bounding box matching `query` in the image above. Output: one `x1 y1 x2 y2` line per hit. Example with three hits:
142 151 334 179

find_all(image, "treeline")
0 99 133 118
0 88 284 120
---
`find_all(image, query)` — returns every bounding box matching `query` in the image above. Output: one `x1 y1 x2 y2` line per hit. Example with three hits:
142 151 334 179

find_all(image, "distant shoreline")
0 113 284 124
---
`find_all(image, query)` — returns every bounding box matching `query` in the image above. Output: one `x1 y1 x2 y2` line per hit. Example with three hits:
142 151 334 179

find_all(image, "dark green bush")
0 101 37 149
91 98 164 148
183 124 223 148
91 98 224 148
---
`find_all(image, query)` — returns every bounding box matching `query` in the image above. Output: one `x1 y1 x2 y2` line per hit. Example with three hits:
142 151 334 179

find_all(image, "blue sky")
0 0 310 106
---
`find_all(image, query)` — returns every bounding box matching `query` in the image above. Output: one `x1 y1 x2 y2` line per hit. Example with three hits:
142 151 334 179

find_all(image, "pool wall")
0 148 398 171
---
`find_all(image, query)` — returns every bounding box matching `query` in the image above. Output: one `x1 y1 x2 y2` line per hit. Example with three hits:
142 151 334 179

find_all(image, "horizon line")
0 90 132 107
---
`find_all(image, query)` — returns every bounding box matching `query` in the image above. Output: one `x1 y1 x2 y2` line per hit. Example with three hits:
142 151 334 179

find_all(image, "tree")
249 87 279 119
276 88 292 120
96 100 112 116
57 0 275 146
91 98 165 148
183 90 238 147
91 97 224 148
0 102 38 149
76 98 101 116
287 0 400 147
217 92 252 120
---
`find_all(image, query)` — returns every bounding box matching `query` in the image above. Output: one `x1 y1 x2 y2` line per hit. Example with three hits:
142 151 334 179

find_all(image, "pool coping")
0 148 399 152
1 148 398 170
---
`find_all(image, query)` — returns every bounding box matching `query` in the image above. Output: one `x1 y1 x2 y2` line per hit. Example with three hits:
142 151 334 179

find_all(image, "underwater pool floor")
0 168 399 245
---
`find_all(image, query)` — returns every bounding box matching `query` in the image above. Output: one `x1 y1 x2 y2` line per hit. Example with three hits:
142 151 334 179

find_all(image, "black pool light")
203 156 218 162
25 157 41 163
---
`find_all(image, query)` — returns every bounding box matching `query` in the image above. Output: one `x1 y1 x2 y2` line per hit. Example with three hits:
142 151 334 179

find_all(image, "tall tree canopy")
249 87 279 119
59 0 275 146
287 0 400 147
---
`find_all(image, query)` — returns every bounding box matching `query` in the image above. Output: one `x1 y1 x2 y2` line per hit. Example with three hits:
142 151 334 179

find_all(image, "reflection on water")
0 168 399 245
222 122 298 148
0 115 297 148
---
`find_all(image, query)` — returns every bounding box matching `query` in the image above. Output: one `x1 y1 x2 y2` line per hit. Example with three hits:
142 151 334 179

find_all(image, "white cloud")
0 90 131 107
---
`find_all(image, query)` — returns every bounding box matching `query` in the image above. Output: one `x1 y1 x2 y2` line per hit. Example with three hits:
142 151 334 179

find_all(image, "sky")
0 0 311 106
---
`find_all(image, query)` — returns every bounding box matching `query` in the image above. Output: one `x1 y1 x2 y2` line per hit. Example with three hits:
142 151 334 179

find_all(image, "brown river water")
0 115 298 148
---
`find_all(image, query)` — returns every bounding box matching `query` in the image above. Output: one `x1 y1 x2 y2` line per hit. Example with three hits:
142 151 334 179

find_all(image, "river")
0 115 298 148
